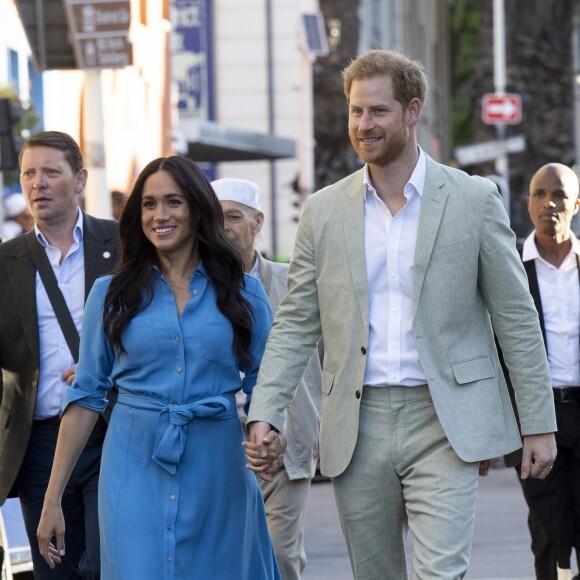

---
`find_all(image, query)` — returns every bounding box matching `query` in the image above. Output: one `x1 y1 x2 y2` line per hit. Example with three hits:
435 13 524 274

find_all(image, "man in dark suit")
0 131 120 579
504 163 580 580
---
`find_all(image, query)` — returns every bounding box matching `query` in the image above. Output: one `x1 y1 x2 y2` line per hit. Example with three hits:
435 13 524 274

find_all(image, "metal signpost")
454 135 526 214
454 135 526 166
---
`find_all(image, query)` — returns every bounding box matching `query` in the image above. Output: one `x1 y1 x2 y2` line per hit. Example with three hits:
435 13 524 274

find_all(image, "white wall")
213 0 308 259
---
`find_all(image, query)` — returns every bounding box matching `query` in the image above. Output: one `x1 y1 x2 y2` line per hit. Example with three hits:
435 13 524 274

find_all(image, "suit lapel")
82 213 117 300
6 232 41 363
257 253 272 294
339 170 369 328
412 157 449 321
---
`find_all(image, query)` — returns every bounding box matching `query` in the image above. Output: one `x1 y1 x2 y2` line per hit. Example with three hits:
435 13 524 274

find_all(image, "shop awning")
177 120 296 163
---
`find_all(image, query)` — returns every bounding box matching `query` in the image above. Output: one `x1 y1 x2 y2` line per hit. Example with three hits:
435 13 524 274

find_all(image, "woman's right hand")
37 502 65 569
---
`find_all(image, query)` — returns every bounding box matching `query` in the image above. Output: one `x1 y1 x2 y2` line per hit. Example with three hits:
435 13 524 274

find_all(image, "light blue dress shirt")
35 209 84 419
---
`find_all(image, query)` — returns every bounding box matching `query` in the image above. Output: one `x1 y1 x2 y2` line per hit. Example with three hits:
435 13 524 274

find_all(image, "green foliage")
0 86 40 186
449 0 481 148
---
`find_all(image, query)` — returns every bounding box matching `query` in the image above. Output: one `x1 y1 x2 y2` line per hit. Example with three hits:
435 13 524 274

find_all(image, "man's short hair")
19 131 84 174
342 49 429 107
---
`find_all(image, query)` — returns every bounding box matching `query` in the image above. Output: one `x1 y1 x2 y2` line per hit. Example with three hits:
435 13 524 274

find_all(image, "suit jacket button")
355 390 361 399
361 347 367 355
25 424 32 431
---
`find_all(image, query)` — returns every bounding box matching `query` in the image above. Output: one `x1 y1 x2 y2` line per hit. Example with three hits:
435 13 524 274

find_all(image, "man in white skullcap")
212 177 322 580
2 193 34 240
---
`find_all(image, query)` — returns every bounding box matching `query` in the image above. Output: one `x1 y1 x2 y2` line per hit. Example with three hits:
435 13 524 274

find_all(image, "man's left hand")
521 433 557 479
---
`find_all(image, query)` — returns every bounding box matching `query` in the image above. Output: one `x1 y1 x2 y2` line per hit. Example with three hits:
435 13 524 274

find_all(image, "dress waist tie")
117 392 236 474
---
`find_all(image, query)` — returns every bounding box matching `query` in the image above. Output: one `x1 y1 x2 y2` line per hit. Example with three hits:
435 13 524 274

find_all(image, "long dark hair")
104 156 254 363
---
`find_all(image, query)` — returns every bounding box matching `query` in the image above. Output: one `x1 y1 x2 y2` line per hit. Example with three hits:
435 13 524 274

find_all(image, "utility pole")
82 71 111 218
493 0 510 217
265 0 278 258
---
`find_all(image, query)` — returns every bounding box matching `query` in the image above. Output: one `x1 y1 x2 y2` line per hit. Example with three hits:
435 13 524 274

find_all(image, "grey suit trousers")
332 386 480 580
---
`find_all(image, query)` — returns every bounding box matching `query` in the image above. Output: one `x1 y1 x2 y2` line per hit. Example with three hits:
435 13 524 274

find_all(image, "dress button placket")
165 492 178 577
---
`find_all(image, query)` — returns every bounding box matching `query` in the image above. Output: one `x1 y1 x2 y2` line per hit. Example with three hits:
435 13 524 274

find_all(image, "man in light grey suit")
244 50 557 578
212 177 322 580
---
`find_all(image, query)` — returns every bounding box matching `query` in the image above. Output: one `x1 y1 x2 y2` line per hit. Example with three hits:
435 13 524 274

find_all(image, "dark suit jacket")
0 212 119 504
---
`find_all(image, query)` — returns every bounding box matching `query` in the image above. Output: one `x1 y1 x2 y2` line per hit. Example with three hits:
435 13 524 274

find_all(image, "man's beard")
349 125 408 166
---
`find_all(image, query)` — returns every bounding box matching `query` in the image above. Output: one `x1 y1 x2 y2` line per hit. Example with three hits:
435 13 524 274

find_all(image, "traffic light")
290 175 304 223
0 98 19 171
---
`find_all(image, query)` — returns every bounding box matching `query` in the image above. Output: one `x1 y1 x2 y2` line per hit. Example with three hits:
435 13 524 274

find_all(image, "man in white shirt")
505 163 580 580
244 49 557 578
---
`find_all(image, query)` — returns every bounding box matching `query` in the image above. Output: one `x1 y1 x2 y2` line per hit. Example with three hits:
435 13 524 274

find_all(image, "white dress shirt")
522 231 580 388
34 209 85 419
363 148 428 387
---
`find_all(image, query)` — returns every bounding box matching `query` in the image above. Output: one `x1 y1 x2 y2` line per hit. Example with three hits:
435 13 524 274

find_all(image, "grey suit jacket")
248 156 557 478
257 253 322 479
0 212 119 503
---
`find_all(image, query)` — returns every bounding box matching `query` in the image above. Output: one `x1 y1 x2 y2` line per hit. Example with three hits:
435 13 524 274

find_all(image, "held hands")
520 432 557 480
243 421 287 482
37 502 66 569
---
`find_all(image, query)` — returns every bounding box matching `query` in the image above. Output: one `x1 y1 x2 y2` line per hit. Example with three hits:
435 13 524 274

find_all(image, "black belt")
33 416 61 430
32 414 108 440
553 387 580 404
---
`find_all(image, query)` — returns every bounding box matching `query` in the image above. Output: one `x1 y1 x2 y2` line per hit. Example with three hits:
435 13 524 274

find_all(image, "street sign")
78 36 132 69
482 93 522 125
65 1 132 70
70 1 131 34
454 135 526 166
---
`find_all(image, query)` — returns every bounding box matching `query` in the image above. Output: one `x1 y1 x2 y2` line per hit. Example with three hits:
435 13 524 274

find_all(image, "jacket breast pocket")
432 236 472 267
322 370 335 396
451 356 495 385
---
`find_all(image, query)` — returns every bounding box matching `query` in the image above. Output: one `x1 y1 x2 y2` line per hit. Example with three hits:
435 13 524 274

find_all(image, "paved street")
303 466 579 579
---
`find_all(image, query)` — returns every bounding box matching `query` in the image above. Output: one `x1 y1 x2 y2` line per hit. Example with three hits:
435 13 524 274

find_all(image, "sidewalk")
303 466 578 579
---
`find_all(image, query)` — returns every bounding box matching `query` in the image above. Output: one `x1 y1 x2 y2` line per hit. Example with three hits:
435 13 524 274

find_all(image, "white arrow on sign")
486 100 518 118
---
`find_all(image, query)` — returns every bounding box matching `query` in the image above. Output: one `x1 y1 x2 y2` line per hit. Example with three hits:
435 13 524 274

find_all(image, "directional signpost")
454 135 526 167
65 0 132 70
482 93 522 125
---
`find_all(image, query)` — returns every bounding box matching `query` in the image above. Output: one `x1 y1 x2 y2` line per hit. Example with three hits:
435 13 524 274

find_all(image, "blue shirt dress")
64 263 280 579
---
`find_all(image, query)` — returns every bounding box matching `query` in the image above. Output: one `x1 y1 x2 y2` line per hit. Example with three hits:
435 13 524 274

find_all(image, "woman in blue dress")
37 156 283 579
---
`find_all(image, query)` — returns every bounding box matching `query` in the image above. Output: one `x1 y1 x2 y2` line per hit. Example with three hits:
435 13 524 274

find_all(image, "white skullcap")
211 178 261 211
4 194 27 218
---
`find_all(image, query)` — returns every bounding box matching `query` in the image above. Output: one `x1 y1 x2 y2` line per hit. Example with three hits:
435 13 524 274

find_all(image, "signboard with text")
170 0 215 120
66 0 132 70
454 135 526 166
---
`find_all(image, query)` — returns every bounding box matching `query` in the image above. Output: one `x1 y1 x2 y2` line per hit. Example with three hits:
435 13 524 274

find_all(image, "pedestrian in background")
37 155 283 579
503 163 580 580
0 130 120 579
213 177 323 580
245 49 557 578
110 190 127 221
2 192 34 240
